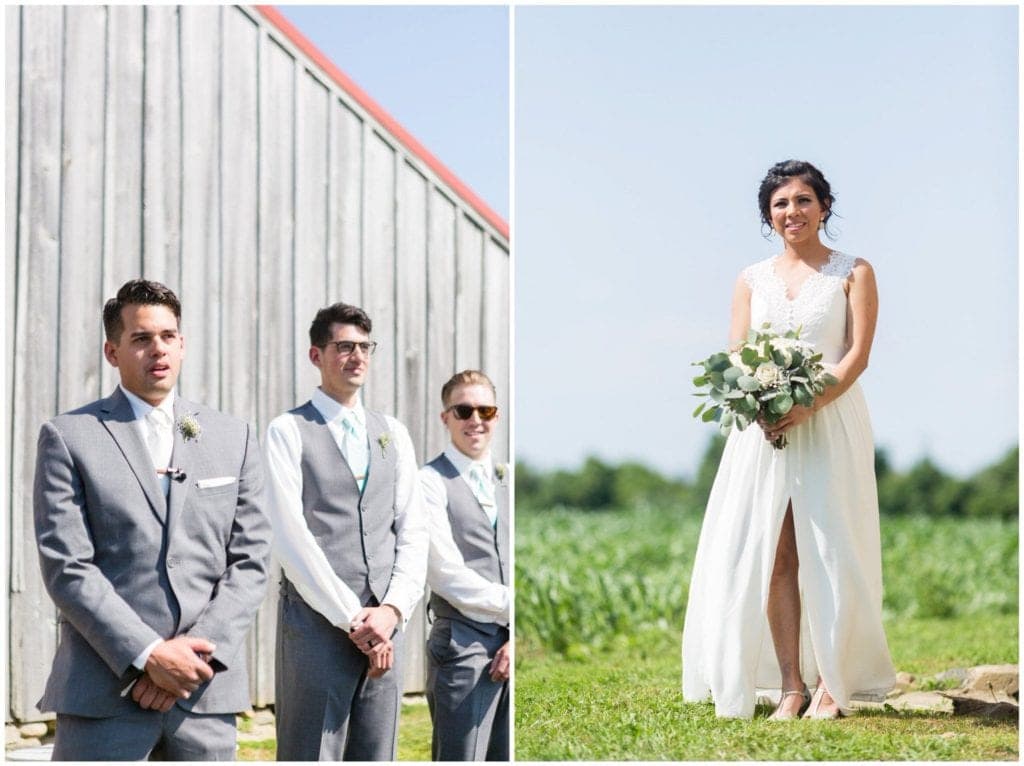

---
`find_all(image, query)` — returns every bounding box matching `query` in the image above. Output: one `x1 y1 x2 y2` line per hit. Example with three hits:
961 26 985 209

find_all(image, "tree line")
515 437 1018 519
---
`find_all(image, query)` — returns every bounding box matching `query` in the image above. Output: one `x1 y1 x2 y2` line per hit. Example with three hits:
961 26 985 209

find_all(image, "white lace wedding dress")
681 250 895 719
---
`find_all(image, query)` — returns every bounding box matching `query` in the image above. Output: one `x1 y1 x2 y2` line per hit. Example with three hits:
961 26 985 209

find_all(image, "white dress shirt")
419 444 510 626
120 385 176 670
264 388 428 631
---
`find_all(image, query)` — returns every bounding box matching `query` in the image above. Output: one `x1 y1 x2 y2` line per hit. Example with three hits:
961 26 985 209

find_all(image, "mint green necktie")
469 462 497 527
341 414 368 493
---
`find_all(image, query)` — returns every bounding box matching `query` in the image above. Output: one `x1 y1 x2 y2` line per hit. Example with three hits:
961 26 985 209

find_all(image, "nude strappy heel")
767 685 811 720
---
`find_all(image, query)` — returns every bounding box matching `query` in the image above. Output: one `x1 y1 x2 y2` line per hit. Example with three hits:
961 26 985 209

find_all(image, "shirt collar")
312 387 364 426
120 384 176 422
444 443 493 478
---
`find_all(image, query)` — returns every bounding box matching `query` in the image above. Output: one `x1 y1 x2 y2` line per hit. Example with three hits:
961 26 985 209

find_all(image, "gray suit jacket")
33 387 271 717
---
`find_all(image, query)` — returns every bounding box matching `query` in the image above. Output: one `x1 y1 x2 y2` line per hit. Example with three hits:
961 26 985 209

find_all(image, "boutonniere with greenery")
378 433 392 457
176 413 201 442
495 463 508 483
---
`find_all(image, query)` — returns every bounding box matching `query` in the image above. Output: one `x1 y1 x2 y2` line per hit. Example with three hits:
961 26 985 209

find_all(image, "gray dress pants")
52 706 236 761
426 617 509 761
275 585 404 761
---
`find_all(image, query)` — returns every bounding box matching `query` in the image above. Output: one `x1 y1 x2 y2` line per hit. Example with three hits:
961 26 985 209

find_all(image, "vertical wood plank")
254 32 297 706
177 5 221 407
395 161 428 456
481 239 510 463
5 7 22 573
327 99 363 306
220 8 264 702
362 130 397 413
293 68 329 397
395 162 429 693
454 213 484 371
100 4 144 394
424 189 458 458
257 35 295 421
9 4 63 722
220 6 259 426
59 5 107 414
141 5 181 284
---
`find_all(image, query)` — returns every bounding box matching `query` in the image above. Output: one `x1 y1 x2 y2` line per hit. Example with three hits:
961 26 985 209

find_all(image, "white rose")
755 362 780 387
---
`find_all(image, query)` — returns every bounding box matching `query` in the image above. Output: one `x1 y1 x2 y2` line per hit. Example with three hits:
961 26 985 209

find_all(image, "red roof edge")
255 5 509 242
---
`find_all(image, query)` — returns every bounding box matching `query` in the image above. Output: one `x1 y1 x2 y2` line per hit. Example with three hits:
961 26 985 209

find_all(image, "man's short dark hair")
103 279 182 342
309 302 373 347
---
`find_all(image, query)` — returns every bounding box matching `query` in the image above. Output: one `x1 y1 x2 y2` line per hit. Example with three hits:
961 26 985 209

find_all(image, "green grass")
517 509 1018 652
515 508 1019 760
237 701 432 760
515 616 1019 760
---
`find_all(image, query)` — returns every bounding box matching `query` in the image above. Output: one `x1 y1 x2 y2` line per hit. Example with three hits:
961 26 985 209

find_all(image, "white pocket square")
196 476 237 489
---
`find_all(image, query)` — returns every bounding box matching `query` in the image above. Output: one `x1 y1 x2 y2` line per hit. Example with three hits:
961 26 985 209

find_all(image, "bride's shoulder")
739 255 776 286
823 250 871 278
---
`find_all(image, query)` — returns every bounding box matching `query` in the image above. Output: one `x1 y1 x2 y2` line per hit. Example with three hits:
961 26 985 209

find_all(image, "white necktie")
341 413 368 493
146 407 173 495
469 462 497 527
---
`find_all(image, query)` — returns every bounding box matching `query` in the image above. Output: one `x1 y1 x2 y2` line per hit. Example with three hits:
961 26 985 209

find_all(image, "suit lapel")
166 398 201 533
100 388 167 524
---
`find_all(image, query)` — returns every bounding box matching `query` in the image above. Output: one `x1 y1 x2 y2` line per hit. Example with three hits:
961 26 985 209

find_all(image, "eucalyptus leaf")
770 393 794 416
737 375 761 392
708 352 731 372
709 388 725 404
692 402 705 418
702 406 719 423
693 374 708 387
723 366 743 385
793 384 813 407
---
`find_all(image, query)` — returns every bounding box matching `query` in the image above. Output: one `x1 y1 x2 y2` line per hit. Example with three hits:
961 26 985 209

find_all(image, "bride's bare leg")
767 504 804 715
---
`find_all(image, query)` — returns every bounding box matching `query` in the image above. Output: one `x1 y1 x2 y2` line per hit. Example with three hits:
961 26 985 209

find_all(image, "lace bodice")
744 251 856 364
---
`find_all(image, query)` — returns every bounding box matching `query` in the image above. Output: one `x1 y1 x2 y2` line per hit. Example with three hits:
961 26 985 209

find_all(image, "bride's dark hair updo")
758 160 836 239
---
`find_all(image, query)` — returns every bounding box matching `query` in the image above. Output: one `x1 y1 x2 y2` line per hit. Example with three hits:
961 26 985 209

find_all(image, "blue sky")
278 5 509 220
515 5 1018 478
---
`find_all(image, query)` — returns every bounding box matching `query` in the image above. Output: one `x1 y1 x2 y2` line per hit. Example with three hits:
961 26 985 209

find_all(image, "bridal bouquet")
691 324 838 449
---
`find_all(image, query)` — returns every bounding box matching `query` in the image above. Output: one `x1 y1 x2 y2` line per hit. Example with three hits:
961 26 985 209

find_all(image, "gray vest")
285 402 398 605
427 454 509 634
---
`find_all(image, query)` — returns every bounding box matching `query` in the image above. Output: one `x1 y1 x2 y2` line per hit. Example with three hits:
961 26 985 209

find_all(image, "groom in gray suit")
33 279 271 760
265 301 428 760
420 370 510 761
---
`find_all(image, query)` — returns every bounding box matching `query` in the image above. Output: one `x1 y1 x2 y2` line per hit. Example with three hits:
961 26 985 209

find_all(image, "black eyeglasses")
447 404 498 421
326 341 378 357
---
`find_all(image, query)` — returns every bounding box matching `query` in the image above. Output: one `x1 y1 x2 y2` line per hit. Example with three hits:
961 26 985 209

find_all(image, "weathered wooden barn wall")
6 4 509 722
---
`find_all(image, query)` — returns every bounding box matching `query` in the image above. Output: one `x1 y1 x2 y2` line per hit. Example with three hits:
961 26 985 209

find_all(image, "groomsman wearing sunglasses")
264 302 428 760
420 370 510 761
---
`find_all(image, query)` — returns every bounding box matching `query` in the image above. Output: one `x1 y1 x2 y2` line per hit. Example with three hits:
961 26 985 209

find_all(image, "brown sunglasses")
447 404 498 421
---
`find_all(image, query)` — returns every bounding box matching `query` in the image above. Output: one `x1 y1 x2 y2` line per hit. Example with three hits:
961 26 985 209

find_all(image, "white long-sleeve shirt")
264 388 428 630
419 445 510 626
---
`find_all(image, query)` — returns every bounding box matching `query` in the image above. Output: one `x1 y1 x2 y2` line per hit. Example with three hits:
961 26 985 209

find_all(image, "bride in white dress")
681 160 896 720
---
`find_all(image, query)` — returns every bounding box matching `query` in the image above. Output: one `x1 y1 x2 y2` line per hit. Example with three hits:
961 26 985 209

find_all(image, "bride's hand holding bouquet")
692 323 838 449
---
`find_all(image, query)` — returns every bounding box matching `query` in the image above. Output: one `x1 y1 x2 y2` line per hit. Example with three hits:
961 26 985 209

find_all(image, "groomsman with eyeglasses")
420 370 510 761
263 302 428 760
